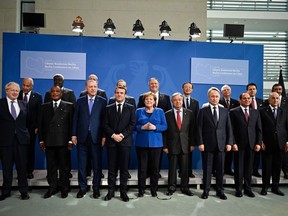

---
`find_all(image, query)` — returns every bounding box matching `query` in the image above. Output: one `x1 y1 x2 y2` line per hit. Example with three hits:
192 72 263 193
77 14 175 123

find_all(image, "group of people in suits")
1 73 288 202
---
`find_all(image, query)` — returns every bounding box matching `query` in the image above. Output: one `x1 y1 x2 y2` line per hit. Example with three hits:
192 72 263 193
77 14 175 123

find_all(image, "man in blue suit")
0 82 30 201
72 79 106 199
197 87 233 200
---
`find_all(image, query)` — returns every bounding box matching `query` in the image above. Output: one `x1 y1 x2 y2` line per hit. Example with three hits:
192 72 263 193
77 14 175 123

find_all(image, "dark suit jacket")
104 102 136 147
229 106 262 150
197 106 233 152
0 98 30 146
219 97 239 110
182 97 199 120
163 108 196 154
44 87 76 105
108 95 136 109
259 106 288 152
263 96 288 109
39 101 74 147
79 88 107 100
18 90 42 132
137 92 171 112
72 95 106 144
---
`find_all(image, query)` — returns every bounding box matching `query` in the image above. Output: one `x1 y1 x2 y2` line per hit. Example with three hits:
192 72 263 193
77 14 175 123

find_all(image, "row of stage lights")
72 16 201 40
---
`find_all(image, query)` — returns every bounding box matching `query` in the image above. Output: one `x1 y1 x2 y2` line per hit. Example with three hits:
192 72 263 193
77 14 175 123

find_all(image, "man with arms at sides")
259 92 288 196
197 87 233 200
163 92 195 196
0 82 30 201
79 73 107 100
103 86 136 202
230 93 262 198
246 82 263 178
137 77 171 178
72 79 106 199
219 84 240 176
18 77 42 179
38 86 74 199
44 74 76 105
181 82 199 178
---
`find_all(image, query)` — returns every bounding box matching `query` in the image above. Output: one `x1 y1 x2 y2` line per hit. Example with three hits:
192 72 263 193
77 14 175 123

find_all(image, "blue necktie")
11 101 17 120
89 98 94 114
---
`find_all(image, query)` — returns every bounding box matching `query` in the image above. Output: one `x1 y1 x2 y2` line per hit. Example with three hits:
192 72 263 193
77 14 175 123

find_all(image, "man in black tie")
259 92 288 196
246 82 263 178
181 82 199 178
0 82 30 201
197 87 233 200
229 93 262 198
103 86 136 202
219 84 240 176
18 77 42 179
163 92 195 196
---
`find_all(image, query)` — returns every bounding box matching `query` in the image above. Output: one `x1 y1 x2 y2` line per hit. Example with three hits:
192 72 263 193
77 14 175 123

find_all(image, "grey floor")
0 170 288 216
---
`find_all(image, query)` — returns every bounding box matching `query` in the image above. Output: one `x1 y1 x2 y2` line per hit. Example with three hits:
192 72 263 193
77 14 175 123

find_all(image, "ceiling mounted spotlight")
132 19 144 38
188 22 201 41
72 16 85 36
159 20 171 40
104 18 116 37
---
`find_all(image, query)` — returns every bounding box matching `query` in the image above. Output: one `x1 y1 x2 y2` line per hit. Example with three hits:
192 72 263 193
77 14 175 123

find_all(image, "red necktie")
24 93 28 103
177 110 182 129
226 100 230 110
251 98 256 109
244 108 249 123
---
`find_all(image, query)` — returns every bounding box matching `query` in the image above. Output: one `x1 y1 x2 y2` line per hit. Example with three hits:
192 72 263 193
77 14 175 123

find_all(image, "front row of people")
0 82 288 202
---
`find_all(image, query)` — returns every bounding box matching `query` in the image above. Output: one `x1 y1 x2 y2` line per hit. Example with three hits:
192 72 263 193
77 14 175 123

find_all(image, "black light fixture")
132 19 144 38
104 18 116 37
159 20 171 40
188 22 201 41
72 16 85 36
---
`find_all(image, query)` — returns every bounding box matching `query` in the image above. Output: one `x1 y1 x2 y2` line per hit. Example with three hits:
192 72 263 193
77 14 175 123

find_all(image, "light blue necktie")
11 101 17 120
89 98 94 114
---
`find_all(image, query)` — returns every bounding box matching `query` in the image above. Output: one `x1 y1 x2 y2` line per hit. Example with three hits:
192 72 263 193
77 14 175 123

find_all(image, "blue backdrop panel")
2 33 263 170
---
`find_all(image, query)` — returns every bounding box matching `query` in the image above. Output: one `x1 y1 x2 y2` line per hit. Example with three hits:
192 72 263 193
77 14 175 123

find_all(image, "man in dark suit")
0 82 30 201
103 86 136 202
219 84 240 176
38 86 74 199
246 82 264 178
72 79 106 199
229 93 262 198
18 77 42 179
137 77 171 177
181 82 199 178
197 87 233 200
44 74 76 104
79 74 107 99
163 92 195 196
259 92 288 196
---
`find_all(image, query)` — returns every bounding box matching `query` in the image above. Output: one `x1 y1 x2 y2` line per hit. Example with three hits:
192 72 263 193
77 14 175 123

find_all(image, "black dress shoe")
87 171 92 177
61 191 69 198
104 192 114 201
101 173 105 178
151 191 157 197
27 173 34 179
44 190 57 199
271 188 285 196
166 190 174 196
138 190 144 198
284 173 288 179
235 191 243 197
260 188 267 195
120 192 129 202
216 191 227 200
189 173 195 178
244 190 255 198
0 193 11 201
21 193 30 200
76 190 86 198
252 171 261 177
181 189 194 196
128 172 131 179
93 190 100 199
201 191 209 199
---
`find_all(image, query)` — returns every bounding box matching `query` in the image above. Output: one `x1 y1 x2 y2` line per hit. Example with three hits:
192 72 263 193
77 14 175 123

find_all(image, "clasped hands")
141 122 156 130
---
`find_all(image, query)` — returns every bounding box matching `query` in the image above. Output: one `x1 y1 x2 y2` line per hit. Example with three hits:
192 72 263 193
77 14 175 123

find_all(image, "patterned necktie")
89 98 94 114
244 108 249 123
177 110 182 129
10 101 17 120
213 106 218 125
24 93 28 103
